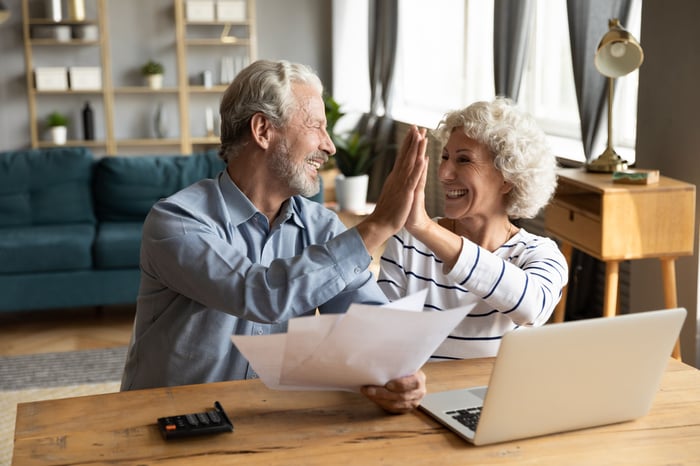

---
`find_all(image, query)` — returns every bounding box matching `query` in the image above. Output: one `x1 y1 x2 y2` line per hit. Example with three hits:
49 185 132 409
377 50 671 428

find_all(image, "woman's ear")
501 180 514 194
250 113 273 149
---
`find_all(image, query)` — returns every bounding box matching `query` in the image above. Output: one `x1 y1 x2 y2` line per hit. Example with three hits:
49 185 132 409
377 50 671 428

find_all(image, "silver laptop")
420 308 687 446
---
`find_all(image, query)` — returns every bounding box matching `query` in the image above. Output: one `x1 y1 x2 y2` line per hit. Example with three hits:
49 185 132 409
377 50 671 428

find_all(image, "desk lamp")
587 18 644 173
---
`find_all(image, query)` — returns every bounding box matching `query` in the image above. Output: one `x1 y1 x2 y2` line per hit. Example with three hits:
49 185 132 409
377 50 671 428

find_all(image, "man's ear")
250 113 273 149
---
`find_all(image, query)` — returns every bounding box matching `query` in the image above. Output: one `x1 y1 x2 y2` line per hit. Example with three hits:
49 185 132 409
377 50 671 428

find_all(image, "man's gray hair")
218 59 323 163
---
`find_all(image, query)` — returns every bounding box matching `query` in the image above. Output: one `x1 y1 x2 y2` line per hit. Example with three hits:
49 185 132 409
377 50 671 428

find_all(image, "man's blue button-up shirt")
121 170 386 390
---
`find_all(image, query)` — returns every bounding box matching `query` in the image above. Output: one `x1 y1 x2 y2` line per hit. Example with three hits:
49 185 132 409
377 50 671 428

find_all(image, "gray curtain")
564 0 633 321
493 0 535 101
566 0 632 160
360 0 399 202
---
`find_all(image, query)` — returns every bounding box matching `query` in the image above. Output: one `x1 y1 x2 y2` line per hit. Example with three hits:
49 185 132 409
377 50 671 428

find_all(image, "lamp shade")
594 18 644 78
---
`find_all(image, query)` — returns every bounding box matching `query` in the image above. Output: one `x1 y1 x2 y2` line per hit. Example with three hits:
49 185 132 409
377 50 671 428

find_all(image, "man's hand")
356 126 428 254
360 370 427 414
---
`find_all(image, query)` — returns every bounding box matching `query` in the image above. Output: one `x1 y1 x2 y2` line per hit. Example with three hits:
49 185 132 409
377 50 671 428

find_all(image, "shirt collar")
218 169 306 230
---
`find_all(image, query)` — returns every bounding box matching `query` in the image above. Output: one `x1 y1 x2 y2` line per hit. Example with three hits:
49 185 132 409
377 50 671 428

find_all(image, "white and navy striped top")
378 222 568 360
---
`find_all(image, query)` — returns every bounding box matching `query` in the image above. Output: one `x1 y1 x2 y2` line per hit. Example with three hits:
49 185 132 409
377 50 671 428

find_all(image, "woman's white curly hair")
433 97 557 219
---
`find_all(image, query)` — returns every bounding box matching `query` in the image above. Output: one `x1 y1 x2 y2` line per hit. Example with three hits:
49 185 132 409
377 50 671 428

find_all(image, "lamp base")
586 147 628 173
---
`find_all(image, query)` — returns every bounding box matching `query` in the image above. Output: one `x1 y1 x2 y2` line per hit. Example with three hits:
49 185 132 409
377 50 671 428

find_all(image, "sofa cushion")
94 150 225 222
0 147 96 227
94 221 143 269
0 224 94 274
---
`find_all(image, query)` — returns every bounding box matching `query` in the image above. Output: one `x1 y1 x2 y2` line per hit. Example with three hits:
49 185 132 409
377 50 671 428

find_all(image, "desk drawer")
545 203 602 256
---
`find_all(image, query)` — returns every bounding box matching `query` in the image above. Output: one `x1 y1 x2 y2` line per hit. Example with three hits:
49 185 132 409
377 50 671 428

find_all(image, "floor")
0 304 135 357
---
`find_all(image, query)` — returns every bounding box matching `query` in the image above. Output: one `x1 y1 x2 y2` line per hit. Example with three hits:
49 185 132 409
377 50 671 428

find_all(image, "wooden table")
13 358 700 465
545 168 696 359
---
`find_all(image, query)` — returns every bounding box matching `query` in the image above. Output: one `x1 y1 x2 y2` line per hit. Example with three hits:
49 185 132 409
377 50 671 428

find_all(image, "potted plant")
141 59 164 89
46 111 69 145
324 94 376 212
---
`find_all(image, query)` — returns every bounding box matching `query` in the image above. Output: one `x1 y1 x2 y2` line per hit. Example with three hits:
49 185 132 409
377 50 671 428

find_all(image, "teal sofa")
0 147 322 313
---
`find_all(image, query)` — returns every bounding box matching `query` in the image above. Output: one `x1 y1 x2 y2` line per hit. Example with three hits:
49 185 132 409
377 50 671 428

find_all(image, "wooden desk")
545 168 695 358
13 358 700 465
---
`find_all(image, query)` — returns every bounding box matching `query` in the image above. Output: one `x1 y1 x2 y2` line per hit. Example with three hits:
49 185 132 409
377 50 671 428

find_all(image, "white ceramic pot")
50 126 67 145
146 74 163 89
335 173 369 212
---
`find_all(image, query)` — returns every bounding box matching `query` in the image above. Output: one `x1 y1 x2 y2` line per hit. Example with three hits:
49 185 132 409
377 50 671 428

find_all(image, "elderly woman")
378 97 568 359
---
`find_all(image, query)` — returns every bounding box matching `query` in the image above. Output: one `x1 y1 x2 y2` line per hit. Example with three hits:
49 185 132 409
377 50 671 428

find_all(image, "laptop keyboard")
446 407 482 431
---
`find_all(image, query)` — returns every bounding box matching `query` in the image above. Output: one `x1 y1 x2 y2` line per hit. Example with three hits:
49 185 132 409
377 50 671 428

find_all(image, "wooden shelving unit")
21 0 257 155
22 0 114 152
174 0 257 153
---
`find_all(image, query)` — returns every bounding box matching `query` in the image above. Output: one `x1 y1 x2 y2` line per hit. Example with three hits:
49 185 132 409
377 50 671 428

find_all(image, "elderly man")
121 59 428 413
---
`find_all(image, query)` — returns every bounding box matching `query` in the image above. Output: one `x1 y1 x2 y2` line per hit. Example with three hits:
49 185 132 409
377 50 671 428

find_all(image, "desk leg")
553 242 573 323
660 257 682 361
603 260 620 318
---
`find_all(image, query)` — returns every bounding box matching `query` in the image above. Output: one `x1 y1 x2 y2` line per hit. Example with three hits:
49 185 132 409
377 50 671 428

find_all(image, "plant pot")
146 74 163 90
50 126 67 145
335 173 369 213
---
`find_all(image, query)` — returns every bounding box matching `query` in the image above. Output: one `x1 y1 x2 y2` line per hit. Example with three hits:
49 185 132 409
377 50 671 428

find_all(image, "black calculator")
157 401 234 440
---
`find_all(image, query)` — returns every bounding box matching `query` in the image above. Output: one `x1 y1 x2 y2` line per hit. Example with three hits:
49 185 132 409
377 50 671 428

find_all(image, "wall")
0 0 331 152
634 0 700 367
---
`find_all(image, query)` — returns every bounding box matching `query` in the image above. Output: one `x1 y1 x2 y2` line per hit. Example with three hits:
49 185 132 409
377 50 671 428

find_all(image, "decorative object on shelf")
67 0 85 21
141 59 164 89
82 101 94 140
201 70 212 88
0 0 11 24
153 102 168 139
186 0 215 21
220 57 234 84
205 107 215 137
68 66 102 90
324 94 376 212
72 23 98 40
45 0 62 22
216 0 246 22
31 24 71 41
587 18 644 173
34 66 68 90
46 111 69 145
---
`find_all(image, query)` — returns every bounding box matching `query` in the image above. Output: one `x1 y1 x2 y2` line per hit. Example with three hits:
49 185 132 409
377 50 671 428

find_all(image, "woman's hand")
361 370 427 414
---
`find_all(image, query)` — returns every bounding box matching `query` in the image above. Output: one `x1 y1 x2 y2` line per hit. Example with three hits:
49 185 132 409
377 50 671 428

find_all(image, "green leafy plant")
324 94 376 177
141 59 164 76
46 111 68 127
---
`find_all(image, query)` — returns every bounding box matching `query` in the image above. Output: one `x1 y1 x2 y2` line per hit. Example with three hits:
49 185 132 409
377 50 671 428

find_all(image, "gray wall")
633 0 700 367
0 0 332 152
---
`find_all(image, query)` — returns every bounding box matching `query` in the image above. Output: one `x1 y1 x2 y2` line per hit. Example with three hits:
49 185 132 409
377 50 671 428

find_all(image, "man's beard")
269 140 322 198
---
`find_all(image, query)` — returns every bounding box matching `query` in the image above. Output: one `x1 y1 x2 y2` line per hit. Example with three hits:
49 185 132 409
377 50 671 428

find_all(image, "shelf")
37 140 107 148
28 19 99 26
191 136 221 144
188 85 228 93
32 89 104 95
29 39 100 46
113 87 180 94
185 38 250 46
116 138 182 146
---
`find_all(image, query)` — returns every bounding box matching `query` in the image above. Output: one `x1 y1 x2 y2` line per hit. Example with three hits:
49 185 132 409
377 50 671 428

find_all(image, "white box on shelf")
69 67 102 90
216 0 246 21
35 67 68 91
186 0 215 21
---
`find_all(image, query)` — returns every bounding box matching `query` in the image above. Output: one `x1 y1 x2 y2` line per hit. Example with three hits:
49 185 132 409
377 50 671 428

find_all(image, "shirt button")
353 267 361 274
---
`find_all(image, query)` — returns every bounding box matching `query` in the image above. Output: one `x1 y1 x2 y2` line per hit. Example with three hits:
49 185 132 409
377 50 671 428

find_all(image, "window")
332 0 642 164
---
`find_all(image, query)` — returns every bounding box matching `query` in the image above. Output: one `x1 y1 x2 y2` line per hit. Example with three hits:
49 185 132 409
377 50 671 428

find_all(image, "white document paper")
231 290 470 392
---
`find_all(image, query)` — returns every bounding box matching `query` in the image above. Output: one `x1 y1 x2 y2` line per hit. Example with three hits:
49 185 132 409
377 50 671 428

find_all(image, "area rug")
0 346 128 391
0 347 128 464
